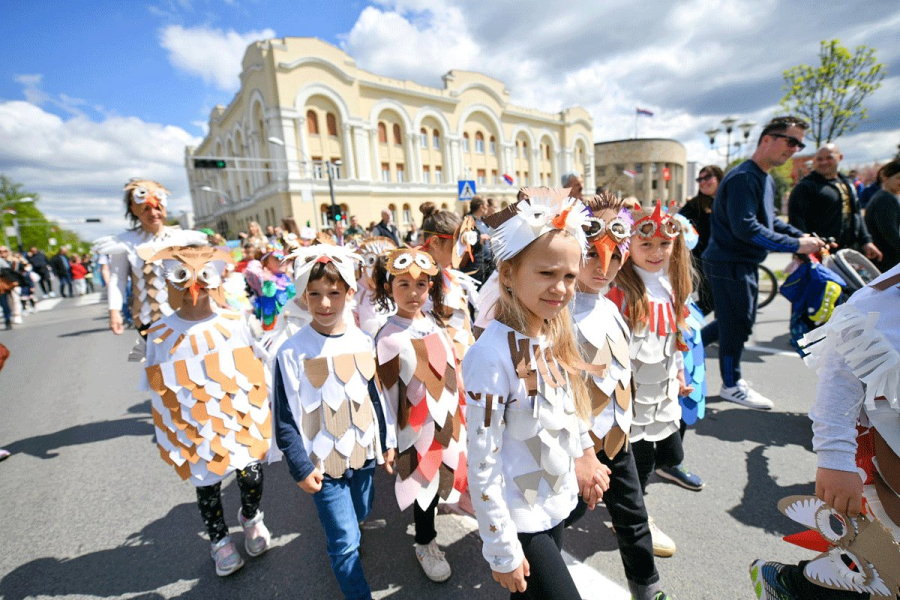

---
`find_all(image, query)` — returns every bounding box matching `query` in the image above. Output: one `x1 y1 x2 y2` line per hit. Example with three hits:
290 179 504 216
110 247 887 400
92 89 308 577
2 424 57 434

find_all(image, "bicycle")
757 264 778 308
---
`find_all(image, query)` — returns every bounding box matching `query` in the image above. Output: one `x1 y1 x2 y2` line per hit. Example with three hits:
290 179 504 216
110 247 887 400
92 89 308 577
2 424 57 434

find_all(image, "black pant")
195 464 264 544
566 448 659 588
511 521 580 600
780 562 867 599
703 261 758 387
38 269 52 295
413 494 439 545
632 433 684 495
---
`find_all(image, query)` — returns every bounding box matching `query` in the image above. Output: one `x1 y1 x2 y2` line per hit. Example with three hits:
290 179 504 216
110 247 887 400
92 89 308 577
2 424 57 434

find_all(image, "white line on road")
744 345 800 357
75 292 102 306
35 298 62 312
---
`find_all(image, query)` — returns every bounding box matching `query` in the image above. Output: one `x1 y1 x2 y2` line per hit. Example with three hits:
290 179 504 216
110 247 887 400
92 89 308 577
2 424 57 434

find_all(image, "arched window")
489 136 496 155
307 110 319 135
432 130 440 149
420 128 428 148
545 144 550 160
378 122 387 144
440 203 448 210
515 141 520 158
392 124 402 145
388 203 398 224
320 204 330 227
402 203 412 225
475 132 485 154
326 113 338 136
463 132 470 153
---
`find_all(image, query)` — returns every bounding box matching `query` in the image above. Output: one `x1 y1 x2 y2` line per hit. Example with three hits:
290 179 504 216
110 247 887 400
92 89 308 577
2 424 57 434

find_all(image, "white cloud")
159 25 276 91
0 100 201 238
341 0 900 167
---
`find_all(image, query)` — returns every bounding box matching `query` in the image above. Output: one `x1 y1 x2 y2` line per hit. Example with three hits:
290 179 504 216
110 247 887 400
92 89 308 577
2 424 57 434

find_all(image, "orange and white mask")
125 179 169 218
149 245 234 309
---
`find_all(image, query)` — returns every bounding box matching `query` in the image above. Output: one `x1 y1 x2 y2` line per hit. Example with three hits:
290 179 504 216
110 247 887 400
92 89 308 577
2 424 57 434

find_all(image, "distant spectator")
239 221 267 248
333 221 347 246
863 159 900 272
371 209 400 245
859 166 883 209
26 246 52 297
680 164 723 314
848 168 864 196
560 173 584 199
466 196 493 283
81 254 96 293
346 215 365 237
71 253 88 296
485 197 498 217
265 225 278 244
0 247 16 329
51 246 74 298
404 221 420 246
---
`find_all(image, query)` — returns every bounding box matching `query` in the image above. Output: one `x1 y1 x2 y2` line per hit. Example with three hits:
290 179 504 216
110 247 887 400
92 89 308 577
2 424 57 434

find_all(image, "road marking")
442 506 630 598
35 298 62 312
744 345 800 357
75 292 102 306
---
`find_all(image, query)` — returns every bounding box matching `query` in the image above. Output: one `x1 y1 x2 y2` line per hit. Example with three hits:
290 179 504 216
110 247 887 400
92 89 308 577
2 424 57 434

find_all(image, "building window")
515 142 520 158
435 166 442 183
326 113 338 137
402 203 412 225
320 204 329 227
307 110 319 135
491 169 498 184
378 122 387 144
381 162 391 183
523 142 528 156
524 171 529 183
388 203 398 223
475 132 485 154
396 164 405 183
489 136 496 155
420 128 428 148
330 158 342 179
392 124 402 145
545 144 550 160
422 166 431 183
440 203 448 209
312 156 323 179
463 133 470 152
477 169 486 185
433 131 440 149
635 164 643 174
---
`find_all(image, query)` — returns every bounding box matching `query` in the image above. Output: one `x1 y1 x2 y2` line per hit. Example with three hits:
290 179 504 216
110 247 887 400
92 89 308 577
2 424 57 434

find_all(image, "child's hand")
677 371 694 397
816 467 863 517
382 448 396 474
492 558 530 593
575 450 611 509
297 468 324 494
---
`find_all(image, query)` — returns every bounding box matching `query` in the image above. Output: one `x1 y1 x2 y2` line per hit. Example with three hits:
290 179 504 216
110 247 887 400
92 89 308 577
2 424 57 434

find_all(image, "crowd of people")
2 116 899 600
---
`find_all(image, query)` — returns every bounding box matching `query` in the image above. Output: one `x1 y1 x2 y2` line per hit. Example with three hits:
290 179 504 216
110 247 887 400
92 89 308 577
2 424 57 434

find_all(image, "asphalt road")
0 274 820 600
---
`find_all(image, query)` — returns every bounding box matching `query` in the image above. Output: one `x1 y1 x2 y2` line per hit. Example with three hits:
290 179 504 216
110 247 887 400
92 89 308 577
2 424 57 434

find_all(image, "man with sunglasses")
702 116 826 410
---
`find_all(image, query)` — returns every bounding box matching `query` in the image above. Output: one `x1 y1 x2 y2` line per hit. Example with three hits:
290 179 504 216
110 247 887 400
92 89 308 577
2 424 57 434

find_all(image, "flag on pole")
502 173 514 185
636 107 654 117
623 169 637 178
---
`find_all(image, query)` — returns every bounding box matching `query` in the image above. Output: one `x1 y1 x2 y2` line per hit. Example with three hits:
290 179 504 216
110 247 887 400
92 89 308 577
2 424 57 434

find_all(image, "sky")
1 0 898 238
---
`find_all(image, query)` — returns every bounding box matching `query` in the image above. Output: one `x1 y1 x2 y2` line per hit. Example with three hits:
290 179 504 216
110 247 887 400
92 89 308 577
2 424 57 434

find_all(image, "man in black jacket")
26 247 53 297
788 144 882 261
50 247 73 298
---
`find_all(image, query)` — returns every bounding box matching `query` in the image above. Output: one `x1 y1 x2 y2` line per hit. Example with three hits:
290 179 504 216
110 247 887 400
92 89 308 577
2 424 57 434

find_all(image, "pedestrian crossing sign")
458 180 477 201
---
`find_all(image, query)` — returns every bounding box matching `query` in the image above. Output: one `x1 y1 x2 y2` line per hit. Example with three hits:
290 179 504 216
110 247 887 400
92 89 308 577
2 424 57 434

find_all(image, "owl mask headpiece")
630 200 681 240
125 179 169 217
286 244 362 293
484 187 589 262
672 214 700 250
582 192 633 274
358 236 398 288
384 248 439 281
451 215 480 270
148 245 234 309
778 495 900 598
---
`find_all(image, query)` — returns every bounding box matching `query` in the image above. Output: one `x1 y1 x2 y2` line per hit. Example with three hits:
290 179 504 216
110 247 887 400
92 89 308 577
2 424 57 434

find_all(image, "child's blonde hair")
615 232 695 331
495 230 590 420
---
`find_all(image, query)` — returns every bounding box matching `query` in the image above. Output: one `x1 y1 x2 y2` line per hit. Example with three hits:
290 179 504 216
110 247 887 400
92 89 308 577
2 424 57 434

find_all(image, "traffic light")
194 158 227 169
328 205 345 223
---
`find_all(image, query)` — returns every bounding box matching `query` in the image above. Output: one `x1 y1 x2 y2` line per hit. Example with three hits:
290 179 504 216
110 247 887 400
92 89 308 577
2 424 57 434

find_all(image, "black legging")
413 494 439 545
511 522 580 600
195 463 264 543
632 432 684 495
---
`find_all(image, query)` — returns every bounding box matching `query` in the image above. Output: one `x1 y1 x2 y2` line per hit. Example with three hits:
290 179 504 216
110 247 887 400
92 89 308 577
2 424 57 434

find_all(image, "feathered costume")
672 213 707 425
353 236 398 337
243 245 296 331
375 248 468 511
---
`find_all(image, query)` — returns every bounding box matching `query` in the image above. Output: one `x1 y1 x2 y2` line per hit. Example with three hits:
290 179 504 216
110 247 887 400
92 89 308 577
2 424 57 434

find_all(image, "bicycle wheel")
757 264 778 308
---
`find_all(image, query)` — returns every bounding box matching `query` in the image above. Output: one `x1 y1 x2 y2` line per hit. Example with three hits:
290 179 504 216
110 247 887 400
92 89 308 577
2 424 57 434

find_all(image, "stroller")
780 247 881 356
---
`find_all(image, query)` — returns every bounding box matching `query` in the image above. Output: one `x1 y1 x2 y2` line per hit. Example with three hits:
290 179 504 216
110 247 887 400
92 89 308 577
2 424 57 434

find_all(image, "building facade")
594 139 687 206
187 37 594 236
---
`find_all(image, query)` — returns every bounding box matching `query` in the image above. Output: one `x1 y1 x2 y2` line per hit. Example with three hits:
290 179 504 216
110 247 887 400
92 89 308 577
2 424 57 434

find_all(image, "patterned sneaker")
720 381 773 410
656 464 705 491
415 540 452 582
648 517 676 558
238 508 272 557
749 560 805 599
210 536 244 577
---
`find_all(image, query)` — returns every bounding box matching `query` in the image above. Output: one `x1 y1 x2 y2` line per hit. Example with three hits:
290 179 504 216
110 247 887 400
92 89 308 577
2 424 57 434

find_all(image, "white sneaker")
12 316 22 324
210 535 244 576
415 540 452 582
720 380 773 410
648 516 676 558
238 508 272 557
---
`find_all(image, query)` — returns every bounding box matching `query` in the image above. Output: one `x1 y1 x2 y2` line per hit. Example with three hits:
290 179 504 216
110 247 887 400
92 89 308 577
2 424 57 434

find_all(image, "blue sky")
1 0 898 237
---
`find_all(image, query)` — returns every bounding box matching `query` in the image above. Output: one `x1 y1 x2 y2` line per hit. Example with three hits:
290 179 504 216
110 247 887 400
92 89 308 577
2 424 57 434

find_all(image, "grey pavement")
0 280 820 600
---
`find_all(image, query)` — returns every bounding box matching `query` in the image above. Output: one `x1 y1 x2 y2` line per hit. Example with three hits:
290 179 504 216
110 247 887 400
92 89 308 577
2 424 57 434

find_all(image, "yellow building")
186 37 594 235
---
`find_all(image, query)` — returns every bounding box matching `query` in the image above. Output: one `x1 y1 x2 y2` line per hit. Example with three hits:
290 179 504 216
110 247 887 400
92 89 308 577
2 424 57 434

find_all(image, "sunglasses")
768 133 806 151
696 174 715 183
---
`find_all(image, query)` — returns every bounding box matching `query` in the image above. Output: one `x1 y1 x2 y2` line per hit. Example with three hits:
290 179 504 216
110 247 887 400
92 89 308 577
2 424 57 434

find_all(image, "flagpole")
634 111 638 139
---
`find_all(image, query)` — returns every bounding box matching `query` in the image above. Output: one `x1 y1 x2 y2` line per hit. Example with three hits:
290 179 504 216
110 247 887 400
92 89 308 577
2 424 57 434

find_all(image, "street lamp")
705 119 757 166
200 185 233 205
267 137 284 146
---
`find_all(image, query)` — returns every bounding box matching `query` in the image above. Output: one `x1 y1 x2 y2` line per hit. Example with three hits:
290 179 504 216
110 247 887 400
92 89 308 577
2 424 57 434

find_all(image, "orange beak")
551 205 573 230
189 281 202 305
145 195 160 210
408 264 422 280
593 236 618 275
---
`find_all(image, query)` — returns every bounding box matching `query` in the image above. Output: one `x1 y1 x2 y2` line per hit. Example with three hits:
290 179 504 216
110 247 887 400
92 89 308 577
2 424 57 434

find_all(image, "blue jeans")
0 293 10 324
58 274 73 298
312 466 375 600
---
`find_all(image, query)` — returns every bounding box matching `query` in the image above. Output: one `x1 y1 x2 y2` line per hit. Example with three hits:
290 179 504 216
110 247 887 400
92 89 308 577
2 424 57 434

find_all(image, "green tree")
0 175 87 253
781 39 885 147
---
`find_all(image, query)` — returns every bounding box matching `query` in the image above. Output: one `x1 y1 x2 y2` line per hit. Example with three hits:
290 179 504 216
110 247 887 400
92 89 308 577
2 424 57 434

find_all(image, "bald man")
788 144 882 261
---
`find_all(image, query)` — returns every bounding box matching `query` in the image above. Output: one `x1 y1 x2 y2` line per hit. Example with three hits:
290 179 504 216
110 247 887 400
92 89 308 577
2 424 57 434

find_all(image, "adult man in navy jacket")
702 117 825 409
